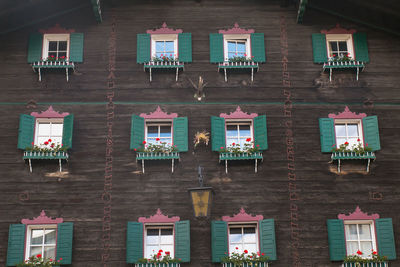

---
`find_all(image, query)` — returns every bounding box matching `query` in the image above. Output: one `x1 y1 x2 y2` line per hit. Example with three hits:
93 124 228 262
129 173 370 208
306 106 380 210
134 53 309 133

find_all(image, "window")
344 221 376 257
25 225 57 260
228 224 258 254
145 121 172 145
325 34 354 59
224 34 250 61
226 121 252 148
35 118 63 146
42 34 70 60
151 34 178 59
145 226 174 258
334 119 363 148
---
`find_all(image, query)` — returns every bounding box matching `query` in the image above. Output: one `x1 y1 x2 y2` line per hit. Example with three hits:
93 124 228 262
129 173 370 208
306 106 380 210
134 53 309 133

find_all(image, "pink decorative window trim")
39 24 75 34
138 209 180 223
321 24 356 35
140 106 178 119
21 210 63 225
31 106 70 118
218 23 255 34
147 22 183 34
222 208 263 222
338 206 380 220
220 106 258 119
328 106 366 119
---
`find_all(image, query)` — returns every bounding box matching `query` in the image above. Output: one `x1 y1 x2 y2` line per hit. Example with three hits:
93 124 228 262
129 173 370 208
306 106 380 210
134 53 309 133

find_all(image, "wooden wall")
0 0 399 266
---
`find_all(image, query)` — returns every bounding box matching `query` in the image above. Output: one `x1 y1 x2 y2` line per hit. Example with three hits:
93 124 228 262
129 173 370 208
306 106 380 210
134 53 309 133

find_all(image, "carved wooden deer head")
189 76 207 101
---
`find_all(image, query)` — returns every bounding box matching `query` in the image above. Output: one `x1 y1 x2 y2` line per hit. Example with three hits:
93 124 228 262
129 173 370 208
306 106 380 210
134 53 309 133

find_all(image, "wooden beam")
296 0 308 24
91 0 103 23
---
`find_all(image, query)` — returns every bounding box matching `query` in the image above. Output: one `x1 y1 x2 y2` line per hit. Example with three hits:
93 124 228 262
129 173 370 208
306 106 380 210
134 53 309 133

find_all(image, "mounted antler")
189 76 207 101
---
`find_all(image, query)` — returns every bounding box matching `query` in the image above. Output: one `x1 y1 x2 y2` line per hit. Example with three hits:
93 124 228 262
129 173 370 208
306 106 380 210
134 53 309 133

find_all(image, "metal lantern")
188 167 213 217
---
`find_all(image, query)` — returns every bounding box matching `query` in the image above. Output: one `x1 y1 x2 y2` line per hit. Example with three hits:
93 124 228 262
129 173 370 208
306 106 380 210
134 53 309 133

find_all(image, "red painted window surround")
39 24 75 34
220 106 258 119
138 208 180 223
139 106 178 119
31 106 70 118
146 22 182 34
321 24 356 35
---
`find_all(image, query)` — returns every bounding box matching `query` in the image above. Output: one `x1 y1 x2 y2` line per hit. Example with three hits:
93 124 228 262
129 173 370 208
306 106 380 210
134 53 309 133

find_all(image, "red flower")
357 138 360 142
48 139 52 142
134 148 137 151
59 258 62 261
249 255 252 258
235 247 238 250
161 54 163 56
44 141 49 145
166 251 170 255
61 144 63 147
143 140 146 144
36 254 42 258
246 138 251 142
178 258 181 261
156 138 160 141
344 141 349 145
159 249 163 253
261 253 265 256
366 143 369 146
31 142 34 145
244 53 247 57
372 251 377 255
220 147 224 149
49 259 52 262
256 144 260 147
357 250 363 255
244 250 248 254
257 252 260 256
232 143 236 146
51 143 55 148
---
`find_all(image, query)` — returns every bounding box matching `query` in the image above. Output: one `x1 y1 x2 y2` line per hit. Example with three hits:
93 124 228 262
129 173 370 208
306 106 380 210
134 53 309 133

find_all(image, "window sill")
23 151 69 173
222 263 269 267
331 152 376 173
30 61 75 82
135 264 181 267
143 62 184 82
217 62 259 82
219 152 263 174
136 152 180 174
322 61 365 82
342 262 388 267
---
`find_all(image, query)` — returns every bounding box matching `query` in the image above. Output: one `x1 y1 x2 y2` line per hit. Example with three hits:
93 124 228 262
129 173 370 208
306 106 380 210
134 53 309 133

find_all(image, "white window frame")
228 222 259 255
225 120 253 149
144 224 175 259
42 34 70 61
326 34 354 59
34 118 64 146
145 120 173 145
334 119 363 148
344 220 377 258
151 34 178 59
25 224 57 261
223 34 251 62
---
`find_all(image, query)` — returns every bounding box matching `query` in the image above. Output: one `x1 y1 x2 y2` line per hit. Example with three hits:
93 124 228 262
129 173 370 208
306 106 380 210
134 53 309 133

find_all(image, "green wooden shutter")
127 222 143 264
27 33 43 63
353 32 369 63
17 114 35 150
130 114 145 150
209 33 224 63
211 220 228 263
211 116 225 151
69 33 84 63
62 114 74 149
319 118 335 153
178 33 192 63
173 117 188 152
376 218 396 260
6 224 25 267
175 220 190 262
312 33 327 63
327 219 346 261
259 219 277 260
251 33 266 63
363 116 381 151
137 34 151 63
56 222 74 265
254 115 268 151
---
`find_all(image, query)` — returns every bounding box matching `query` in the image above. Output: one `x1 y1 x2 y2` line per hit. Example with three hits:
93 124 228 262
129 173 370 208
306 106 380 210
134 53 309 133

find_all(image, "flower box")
222 262 269 267
218 62 259 82
23 151 69 160
219 152 263 160
331 151 376 160
135 263 180 267
31 61 75 81
322 60 365 81
143 62 184 82
342 262 388 267
136 152 180 160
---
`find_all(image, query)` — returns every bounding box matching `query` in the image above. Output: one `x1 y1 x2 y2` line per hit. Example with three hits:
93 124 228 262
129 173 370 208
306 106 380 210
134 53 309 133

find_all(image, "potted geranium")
228 54 254 63
331 139 372 155
343 250 388 267
219 138 260 155
16 254 62 267
134 139 178 154
137 250 182 267
221 249 270 267
329 53 354 63
25 139 68 157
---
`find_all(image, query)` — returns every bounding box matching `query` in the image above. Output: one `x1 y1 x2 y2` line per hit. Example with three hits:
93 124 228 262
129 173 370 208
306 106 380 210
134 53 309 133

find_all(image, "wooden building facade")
0 0 400 266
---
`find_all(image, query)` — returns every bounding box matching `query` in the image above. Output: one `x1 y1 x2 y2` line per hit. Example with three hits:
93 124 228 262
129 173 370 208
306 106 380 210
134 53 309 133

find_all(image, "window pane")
29 246 42 257
229 228 243 243
44 229 56 244
58 52 67 58
48 41 58 51
229 244 243 254
244 243 257 254
52 137 63 145
161 228 173 235
148 126 158 138
243 232 256 243
227 42 236 53
160 126 171 137
48 52 57 58
347 124 359 137
335 125 346 137
156 52 164 58
165 41 174 53
239 125 251 137
329 42 338 52
38 123 51 136
52 123 63 136
156 41 165 53
237 42 246 53
346 241 359 255
160 229 173 244
360 241 373 255
338 41 348 51
44 246 56 259
38 137 50 145
31 229 43 245
58 41 67 51
161 245 174 254
358 224 372 240
345 224 358 240
146 229 159 245
146 245 159 258
227 125 238 137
